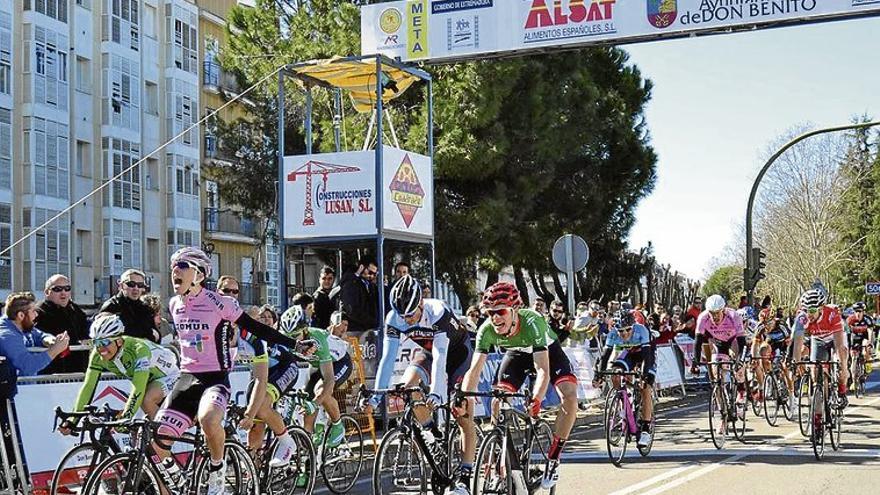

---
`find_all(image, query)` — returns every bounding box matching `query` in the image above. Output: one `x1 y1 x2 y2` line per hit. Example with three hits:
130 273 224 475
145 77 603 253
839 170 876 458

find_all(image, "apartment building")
3 0 203 304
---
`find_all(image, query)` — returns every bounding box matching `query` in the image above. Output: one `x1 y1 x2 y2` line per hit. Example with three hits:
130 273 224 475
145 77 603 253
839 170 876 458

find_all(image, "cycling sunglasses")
171 261 194 271
93 338 114 348
487 308 510 317
221 288 240 295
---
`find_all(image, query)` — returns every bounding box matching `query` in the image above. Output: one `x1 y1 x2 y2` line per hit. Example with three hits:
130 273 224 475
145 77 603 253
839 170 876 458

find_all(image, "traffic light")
750 247 767 285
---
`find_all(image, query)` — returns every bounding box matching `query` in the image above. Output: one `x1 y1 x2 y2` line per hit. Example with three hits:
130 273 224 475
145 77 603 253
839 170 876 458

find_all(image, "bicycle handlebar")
596 370 641 377
53 405 120 432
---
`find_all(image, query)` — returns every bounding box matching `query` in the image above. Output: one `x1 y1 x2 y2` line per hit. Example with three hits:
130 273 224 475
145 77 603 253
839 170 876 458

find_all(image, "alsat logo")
94 385 129 405
389 154 425 228
647 0 677 28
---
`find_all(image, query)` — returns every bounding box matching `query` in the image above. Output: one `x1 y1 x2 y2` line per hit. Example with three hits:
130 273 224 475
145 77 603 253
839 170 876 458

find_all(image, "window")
0 12 10 96
25 0 67 22
75 56 90 93
29 26 68 110
0 204 9 289
166 154 199 220
75 229 91 265
22 208 69 294
75 140 91 177
103 0 138 50
165 79 197 147
102 137 141 210
146 238 159 272
144 80 157 115
143 4 156 38
170 12 198 74
167 229 198 260
102 53 140 131
24 117 69 199
145 157 158 190
103 219 141 275
76 0 91 10
0 108 9 190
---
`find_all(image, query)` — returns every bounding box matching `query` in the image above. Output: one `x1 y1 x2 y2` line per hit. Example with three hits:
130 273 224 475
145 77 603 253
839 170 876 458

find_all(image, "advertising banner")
362 0 880 63
283 147 433 241
654 344 685 390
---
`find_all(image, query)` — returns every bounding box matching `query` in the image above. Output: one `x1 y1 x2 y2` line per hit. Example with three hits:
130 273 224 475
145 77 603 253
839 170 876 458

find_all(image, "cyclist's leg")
302 368 323 433
195 373 232 464
403 350 432 426
494 350 530 420
153 373 200 459
547 342 578 447
751 338 766 384
143 374 175 420
315 356 353 425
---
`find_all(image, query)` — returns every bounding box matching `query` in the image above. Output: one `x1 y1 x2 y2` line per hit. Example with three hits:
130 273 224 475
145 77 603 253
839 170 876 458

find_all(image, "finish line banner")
362 0 880 62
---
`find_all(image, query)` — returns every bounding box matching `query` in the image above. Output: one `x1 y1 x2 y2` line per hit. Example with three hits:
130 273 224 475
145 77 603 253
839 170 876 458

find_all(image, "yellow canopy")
291 57 420 113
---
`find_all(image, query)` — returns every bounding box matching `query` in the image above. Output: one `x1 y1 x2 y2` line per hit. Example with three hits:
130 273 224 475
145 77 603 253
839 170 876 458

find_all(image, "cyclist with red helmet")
459 282 578 491
154 247 301 495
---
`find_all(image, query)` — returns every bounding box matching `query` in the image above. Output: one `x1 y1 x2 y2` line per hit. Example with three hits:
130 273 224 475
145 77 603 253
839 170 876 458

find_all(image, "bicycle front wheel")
51 442 107 495
194 440 259 495
81 452 162 495
708 384 727 450
373 427 426 495
828 390 842 452
605 392 628 465
763 375 780 427
321 414 364 494
797 374 813 437
525 419 554 487
472 430 512 495
810 387 826 460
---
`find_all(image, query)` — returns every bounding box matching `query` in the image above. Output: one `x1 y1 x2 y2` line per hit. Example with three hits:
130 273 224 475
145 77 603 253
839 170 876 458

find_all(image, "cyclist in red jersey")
800 289 849 408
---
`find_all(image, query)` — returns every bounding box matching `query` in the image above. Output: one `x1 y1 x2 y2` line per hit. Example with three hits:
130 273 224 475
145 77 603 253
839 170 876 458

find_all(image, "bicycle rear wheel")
708 384 727 450
81 452 162 495
828 389 842 452
193 440 258 495
266 426 316 495
373 427 427 495
50 442 107 495
472 430 511 495
605 392 628 465
320 415 364 494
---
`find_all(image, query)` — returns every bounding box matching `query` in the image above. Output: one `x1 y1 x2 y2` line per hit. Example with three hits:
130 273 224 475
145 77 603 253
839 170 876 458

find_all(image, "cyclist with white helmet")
368 275 474 494
155 247 301 495
279 305 352 447
800 288 849 408
59 314 180 434
691 295 748 414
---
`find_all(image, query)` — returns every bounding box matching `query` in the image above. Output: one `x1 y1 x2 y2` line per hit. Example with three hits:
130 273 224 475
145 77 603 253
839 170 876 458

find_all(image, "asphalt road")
316 373 880 495
555 377 880 495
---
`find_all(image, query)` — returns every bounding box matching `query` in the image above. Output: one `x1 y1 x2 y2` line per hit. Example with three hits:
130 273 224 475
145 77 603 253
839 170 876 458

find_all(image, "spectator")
0 292 70 377
328 311 349 338
291 293 315 323
464 305 481 332
140 294 176 348
34 274 90 374
217 275 240 298
421 280 432 300
100 269 159 342
339 257 379 333
533 296 547 316
548 300 572 345
572 300 602 350
633 303 647 326
312 266 337 329
654 312 677 345
257 305 278 328
738 295 749 309
678 296 703 338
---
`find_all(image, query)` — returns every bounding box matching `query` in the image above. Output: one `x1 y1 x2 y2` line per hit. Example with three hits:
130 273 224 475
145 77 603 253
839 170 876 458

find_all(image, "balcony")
203 61 241 95
204 208 259 239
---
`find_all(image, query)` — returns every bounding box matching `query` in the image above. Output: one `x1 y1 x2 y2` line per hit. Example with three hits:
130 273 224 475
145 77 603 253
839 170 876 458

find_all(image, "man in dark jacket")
99 269 159 342
35 274 90 374
339 257 379 334
312 266 337 329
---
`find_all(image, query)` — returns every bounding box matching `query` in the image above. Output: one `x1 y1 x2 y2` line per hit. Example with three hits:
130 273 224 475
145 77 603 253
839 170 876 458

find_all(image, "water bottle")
161 457 183 489
313 422 326 444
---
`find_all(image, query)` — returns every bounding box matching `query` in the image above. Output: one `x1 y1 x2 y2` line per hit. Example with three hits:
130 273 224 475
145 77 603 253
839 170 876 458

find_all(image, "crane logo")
389 154 425 228
287 161 363 226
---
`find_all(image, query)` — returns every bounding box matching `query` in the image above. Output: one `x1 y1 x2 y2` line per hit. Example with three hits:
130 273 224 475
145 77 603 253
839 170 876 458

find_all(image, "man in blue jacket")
0 292 70 376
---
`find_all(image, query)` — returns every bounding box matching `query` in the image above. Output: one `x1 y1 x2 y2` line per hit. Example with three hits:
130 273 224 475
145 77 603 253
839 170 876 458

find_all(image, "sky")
624 17 880 280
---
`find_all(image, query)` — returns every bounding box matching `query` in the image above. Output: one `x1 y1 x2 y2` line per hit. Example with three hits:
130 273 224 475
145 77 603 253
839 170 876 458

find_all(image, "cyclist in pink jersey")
691 295 749 412
154 247 300 495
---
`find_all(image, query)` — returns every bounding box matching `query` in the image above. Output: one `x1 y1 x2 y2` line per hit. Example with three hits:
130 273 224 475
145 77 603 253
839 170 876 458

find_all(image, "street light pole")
745 120 880 305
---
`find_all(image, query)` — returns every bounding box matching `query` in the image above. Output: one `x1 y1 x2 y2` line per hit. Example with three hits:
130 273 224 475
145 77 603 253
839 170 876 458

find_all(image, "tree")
213 0 658 307
702 265 743 303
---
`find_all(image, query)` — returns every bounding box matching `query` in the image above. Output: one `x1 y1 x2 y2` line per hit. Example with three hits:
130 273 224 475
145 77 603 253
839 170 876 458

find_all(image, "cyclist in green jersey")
59 314 180 434
459 282 578 491
280 306 352 446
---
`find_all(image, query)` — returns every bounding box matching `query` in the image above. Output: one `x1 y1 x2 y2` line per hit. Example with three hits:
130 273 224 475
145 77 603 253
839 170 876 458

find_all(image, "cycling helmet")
89 314 125 340
616 310 635 329
481 282 523 310
170 246 213 279
853 301 866 312
390 275 422 316
800 289 826 311
736 308 751 324
279 306 307 338
705 294 726 312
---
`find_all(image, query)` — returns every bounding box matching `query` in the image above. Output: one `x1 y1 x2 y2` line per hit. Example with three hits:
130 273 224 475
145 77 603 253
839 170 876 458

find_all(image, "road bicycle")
703 359 748 449
596 369 655 465
754 354 793 426
50 405 122 495
805 359 843 460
